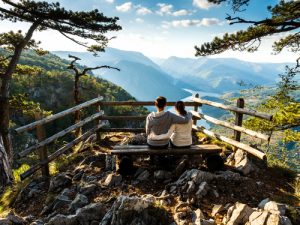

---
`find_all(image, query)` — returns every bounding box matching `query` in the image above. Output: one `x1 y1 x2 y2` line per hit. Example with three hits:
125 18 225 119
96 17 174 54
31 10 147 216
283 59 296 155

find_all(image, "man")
146 96 189 148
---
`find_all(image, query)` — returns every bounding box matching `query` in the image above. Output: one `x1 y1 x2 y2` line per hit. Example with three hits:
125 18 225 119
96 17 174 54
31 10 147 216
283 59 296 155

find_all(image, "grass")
0 164 31 215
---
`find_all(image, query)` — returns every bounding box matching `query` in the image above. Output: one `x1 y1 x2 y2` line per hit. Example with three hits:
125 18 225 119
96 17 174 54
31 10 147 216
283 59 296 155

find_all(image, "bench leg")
118 155 134 176
205 154 224 171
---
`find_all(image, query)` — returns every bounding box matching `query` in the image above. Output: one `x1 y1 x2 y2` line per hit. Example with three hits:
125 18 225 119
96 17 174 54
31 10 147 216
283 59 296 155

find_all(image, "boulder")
154 170 172 180
226 202 254 225
52 194 72 211
99 195 170 225
233 149 254 175
136 170 150 181
49 173 72 193
69 194 89 212
46 202 106 225
75 203 107 225
79 183 98 196
263 201 286 216
195 182 209 199
247 211 270 225
103 173 122 187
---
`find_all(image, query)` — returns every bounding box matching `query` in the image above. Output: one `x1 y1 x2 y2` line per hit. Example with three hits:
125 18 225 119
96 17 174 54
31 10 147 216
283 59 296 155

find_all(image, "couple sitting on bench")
146 96 193 149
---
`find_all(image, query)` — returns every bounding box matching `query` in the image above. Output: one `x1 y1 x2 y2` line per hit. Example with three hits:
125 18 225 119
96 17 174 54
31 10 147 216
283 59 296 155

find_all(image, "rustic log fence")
15 96 104 180
15 95 272 180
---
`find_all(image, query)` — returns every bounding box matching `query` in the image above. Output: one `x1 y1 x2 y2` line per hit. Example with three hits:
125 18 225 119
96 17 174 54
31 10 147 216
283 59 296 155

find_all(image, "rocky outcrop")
100 195 170 225
46 202 106 225
222 200 292 225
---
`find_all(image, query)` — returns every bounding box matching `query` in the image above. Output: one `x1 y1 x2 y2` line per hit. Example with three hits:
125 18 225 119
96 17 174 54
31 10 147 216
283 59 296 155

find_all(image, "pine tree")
0 0 121 188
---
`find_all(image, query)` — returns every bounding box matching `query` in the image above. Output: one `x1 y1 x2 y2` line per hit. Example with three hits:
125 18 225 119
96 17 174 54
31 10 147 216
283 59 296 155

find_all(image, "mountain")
6 50 148 152
160 56 291 93
53 49 193 101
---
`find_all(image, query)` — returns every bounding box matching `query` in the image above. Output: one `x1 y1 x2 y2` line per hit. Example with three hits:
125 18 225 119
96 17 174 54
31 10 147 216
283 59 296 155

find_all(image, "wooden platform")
110 144 222 155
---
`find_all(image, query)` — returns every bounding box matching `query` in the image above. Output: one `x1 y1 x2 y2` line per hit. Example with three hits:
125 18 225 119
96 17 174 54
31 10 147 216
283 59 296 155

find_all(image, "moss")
0 180 29 215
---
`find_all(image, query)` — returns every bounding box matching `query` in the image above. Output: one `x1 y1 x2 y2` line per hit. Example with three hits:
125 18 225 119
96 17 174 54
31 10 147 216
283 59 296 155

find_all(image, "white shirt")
149 112 192 147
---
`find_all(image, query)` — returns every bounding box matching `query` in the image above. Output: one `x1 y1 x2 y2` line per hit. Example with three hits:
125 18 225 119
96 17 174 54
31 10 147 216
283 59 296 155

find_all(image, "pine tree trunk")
74 74 82 138
0 21 40 187
0 136 13 190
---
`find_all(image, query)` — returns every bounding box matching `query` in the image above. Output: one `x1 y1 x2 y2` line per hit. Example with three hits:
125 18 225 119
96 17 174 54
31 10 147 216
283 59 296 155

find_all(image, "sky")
0 0 298 63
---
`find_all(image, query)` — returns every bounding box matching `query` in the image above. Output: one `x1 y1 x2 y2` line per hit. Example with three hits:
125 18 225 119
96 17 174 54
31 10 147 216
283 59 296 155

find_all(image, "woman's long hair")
175 101 187 116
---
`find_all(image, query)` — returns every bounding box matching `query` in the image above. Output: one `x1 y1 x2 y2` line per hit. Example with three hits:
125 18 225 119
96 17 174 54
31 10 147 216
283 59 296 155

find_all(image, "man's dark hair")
155 96 167 109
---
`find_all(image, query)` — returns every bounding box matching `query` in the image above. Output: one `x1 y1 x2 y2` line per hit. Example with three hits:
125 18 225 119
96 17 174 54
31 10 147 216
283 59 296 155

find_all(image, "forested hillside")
1 49 148 153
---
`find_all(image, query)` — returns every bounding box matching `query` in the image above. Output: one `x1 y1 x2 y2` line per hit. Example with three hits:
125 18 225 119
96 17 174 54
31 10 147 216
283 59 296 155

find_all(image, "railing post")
34 112 49 177
234 98 245 143
96 95 102 143
193 93 199 125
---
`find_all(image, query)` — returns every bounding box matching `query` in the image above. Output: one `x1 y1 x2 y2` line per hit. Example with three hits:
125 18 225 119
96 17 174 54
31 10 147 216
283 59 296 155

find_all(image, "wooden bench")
111 144 222 155
109 144 223 173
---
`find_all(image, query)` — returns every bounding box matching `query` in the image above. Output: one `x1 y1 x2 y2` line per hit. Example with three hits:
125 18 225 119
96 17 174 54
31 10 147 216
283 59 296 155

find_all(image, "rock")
136 170 150 181
49 173 72 193
258 198 270 208
196 182 209 198
0 219 10 225
265 214 292 225
69 194 89 212
211 204 224 217
226 202 254 225
99 195 170 225
263 201 286 215
234 149 254 175
5 212 26 225
105 155 116 171
46 214 76 225
103 173 122 187
52 194 72 211
154 170 172 180
46 202 106 225
175 159 188 177
72 171 84 181
247 211 270 225
194 208 205 224
186 181 196 195
79 183 97 196
75 203 107 225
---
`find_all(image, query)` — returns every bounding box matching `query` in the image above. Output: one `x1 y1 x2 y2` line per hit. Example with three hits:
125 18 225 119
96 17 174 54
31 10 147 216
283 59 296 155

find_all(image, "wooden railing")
15 96 104 180
97 95 272 161
15 95 272 180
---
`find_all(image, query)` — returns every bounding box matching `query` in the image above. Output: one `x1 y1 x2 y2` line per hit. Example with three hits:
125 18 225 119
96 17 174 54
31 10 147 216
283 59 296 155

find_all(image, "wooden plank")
20 123 104 180
100 128 145 133
192 97 272 121
111 144 221 155
234 98 244 142
192 125 266 160
15 96 103 133
99 101 199 107
18 111 103 158
190 111 270 141
100 116 147 120
34 112 49 177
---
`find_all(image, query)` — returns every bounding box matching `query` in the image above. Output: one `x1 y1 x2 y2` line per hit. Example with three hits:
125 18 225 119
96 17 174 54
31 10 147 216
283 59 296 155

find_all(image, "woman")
149 101 193 147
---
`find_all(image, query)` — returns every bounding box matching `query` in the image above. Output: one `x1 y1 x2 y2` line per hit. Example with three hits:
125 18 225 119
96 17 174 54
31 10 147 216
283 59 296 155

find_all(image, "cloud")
172 9 189 16
116 2 132 12
135 18 144 23
163 18 222 28
105 0 114 4
157 3 173 16
193 0 216 10
136 6 152 15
